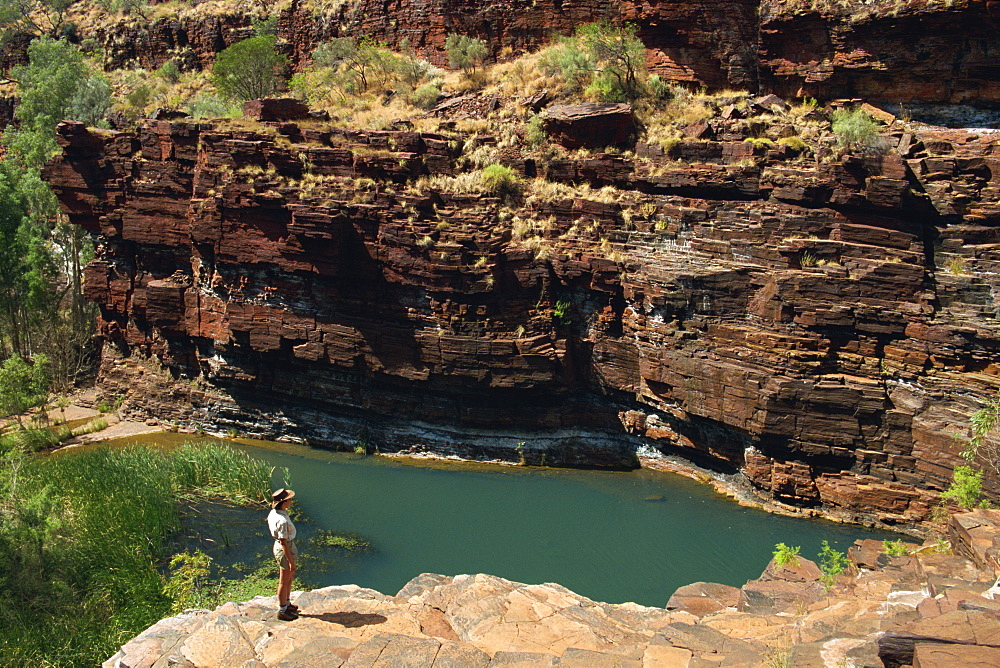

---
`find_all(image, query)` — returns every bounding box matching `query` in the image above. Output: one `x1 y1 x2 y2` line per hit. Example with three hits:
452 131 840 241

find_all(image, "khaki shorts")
273 540 298 570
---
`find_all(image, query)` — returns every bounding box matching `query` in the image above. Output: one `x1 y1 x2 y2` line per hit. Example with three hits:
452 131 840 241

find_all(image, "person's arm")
278 517 296 567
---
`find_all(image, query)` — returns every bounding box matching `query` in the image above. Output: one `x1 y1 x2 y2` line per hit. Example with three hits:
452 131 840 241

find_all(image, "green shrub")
164 549 212 612
313 37 393 94
525 114 547 147
309 37 436 97
211 35 288 102
154 58 182 84
66 76 112 127
0 353 49 425
941 465 988 509
831 107 881 152
647 74 671 100
538 36 594 93
480 164 522 200
577 21 646 102
538 21 648 102
96 395 124 414
817 540 847 591
409 82 441 110
187 93 240 119
772 542 801 568
882 539 909 557
251 16 278 36
445 33 488 75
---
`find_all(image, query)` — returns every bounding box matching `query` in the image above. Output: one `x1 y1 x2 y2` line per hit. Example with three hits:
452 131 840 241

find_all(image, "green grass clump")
480 164 523 200
169 441 272 505
777 136 809 152
0 424 73 452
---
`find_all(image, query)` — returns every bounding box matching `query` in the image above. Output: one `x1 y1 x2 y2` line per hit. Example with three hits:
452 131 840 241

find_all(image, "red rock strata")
44 111 1000 528
74 1 1000 108
759 0 1000 107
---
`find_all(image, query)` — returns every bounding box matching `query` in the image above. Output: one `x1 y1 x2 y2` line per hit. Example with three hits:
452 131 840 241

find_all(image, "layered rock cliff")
62 0 1000 111
44 89 1000 526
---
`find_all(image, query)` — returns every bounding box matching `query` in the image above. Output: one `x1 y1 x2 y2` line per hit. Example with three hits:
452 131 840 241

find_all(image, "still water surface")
108 434 904 607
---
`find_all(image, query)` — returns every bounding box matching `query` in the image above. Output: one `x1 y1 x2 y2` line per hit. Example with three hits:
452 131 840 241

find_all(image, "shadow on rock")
299 612 388 627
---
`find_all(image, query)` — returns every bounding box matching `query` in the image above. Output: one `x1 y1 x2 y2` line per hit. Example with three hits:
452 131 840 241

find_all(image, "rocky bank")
104 509 1000 667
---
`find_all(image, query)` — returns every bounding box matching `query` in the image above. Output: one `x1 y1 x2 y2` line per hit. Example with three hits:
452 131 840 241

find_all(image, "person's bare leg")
283 566 296 605
277 567 292 606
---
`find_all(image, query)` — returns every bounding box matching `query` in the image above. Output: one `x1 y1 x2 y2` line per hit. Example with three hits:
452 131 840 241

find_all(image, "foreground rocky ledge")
107 510 1000 667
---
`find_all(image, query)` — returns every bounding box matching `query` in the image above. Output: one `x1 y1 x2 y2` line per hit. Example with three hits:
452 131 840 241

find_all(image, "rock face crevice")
44 109 1000 525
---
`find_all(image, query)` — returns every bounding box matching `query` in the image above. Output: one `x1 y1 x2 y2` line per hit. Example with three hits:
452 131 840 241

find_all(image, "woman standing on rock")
268 488 299 620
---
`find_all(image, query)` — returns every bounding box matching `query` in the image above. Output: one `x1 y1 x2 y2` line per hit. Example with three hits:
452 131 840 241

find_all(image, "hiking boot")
277 609 298 621
286 602 299 613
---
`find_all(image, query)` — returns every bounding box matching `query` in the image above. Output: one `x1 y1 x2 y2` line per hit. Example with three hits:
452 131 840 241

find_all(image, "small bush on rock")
772 542 801 568
817 540 847 591
882 539 909 557
941 465 988 509
831 107 881 152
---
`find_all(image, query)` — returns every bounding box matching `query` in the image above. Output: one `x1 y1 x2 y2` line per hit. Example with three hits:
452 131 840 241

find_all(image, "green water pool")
230 439 904 607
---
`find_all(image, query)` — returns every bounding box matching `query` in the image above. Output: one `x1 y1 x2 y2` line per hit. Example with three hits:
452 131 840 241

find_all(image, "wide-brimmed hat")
271 488 295 507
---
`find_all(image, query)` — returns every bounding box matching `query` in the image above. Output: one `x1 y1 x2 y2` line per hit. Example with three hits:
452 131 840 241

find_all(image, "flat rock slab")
912 643 1000 668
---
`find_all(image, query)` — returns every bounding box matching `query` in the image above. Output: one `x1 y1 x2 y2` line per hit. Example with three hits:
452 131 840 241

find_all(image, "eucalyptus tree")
212 35 288 102
0 0 75 51
0 37 108 380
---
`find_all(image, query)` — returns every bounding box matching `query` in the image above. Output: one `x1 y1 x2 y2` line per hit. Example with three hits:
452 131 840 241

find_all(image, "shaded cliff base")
104 509 1000 668
86 350 949 538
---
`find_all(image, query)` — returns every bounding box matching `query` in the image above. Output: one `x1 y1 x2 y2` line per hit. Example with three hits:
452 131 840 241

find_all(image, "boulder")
242 98 311 122
543 103 637 150
666 581 741 616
